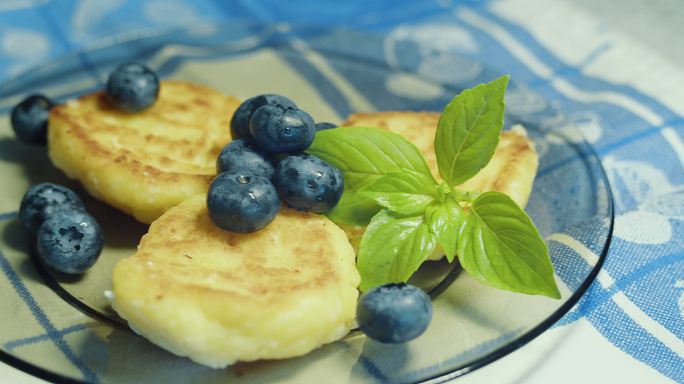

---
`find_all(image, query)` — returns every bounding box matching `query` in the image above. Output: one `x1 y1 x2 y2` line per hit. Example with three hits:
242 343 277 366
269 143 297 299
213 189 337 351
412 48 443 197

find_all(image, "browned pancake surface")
49 80 240 223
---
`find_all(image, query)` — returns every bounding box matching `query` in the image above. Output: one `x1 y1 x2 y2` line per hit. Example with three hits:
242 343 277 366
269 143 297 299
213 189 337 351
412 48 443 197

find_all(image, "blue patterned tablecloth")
1 1 683 383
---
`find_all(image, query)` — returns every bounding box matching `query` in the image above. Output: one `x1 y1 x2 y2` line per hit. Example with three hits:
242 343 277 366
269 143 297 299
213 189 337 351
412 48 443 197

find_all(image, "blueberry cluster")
9 64 158 274
209 94 342 233
19 183 104 274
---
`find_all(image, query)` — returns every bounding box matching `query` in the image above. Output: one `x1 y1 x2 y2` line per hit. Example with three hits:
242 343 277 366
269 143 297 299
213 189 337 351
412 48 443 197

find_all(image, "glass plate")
0 23 613 384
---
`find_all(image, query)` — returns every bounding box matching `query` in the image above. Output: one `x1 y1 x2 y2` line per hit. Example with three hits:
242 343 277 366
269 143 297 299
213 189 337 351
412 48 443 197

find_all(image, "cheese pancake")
111 195 360 368
48 81 240 223
342 112 539 258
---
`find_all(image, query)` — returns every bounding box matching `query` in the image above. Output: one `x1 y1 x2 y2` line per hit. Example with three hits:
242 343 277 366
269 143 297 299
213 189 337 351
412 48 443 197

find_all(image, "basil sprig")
307 127 432 225
307 75 560 298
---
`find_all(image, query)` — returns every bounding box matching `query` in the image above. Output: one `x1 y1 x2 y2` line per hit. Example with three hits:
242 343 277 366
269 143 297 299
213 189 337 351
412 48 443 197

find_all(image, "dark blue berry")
216 139 276 179
357 283 432 344
250 105 315 153
272 154 343 213
37 210 104 274
315 122 337 131
19 183 85 235
11 94 55 145
106 62 159 112
207 171 280 233
231 94 297 140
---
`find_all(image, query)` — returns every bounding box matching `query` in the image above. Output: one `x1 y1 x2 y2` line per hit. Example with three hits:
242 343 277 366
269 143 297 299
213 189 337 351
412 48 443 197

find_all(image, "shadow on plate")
350 340 410 383
0 137 76 187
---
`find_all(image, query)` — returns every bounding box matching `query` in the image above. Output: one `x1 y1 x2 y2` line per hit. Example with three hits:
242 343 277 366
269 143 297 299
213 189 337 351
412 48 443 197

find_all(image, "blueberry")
250 105 315 153
357 283 432 344
231 94 297 140
19 183 86 235
11 94 55 145
106 62 160 112
217 139 276 179
207 171 280 233
315 122 337 131
273 154 343 213
37 210 104 274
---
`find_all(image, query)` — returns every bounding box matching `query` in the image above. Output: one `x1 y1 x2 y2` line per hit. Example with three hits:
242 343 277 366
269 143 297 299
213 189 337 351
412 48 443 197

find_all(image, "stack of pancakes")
48 81 538 367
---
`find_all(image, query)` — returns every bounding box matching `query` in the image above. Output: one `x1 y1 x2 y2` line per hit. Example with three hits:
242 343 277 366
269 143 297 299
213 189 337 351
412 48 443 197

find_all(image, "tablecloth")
0 1 682 383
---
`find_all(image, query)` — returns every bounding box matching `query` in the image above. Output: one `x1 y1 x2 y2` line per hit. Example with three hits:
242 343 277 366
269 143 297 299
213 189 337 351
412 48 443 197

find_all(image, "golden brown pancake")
111 195 359 368
48 81 240 223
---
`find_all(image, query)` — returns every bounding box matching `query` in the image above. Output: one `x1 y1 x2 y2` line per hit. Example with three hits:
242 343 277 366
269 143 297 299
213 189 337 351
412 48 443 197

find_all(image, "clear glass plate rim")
0 21 615 384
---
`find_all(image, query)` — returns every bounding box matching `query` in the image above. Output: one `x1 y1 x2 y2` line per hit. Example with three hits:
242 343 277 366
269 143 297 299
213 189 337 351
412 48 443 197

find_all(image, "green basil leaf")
458 191 560 298
357 210 437 292
326 178 379 225
359 169 437 215
307 127 434 225
435 75 509 186
426 198 466 262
